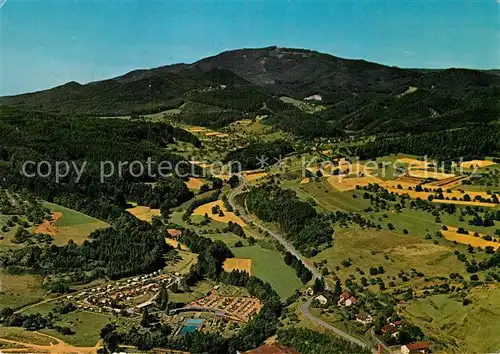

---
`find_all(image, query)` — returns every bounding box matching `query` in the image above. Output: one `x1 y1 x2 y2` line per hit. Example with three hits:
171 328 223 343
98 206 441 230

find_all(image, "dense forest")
357 124 500 161
245 183 333 255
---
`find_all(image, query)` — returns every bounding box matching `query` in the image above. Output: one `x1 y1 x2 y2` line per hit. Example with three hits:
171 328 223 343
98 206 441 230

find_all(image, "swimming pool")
179 318 204 336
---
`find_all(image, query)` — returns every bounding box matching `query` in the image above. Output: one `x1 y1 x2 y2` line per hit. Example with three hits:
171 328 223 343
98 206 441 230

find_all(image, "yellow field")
185 178 204 190
459 160 497 169
432 199 499 208
326 175 384 191
408 169 456 179
385 188 498 207
165 237 189 251
193 200 247 226
204 131 229 138
223 258 252 275
185 126 209 133
244 172 267 182
126 206 161 222
424 176 468 189
441 226 500 250
379 176 426 190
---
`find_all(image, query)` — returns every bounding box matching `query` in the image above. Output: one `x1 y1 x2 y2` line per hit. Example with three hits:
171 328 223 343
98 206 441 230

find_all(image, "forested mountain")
1 46 499 140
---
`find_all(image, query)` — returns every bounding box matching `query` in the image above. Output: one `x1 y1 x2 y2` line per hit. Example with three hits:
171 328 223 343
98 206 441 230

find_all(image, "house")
356 311 373 325
305 287 314 296
381 324 399 338
237 344 300 354
304 94 323 101
401 342 429 354
315 295 328 305
337 291 358 307
167 229 182 239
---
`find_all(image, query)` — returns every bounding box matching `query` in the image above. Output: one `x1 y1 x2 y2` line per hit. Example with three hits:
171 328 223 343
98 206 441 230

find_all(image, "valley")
0 46 499 354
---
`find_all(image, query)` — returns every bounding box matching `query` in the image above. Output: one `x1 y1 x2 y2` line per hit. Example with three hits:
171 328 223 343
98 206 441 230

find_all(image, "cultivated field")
441 226 500 250
459 159 497 169
126 205 161 222
326 175 384 191
408 169 456 179
185 177 205 190
193 200 247 226
223 258 252 275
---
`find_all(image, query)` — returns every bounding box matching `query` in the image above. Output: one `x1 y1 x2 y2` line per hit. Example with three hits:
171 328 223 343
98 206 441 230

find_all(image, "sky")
0 0 499 95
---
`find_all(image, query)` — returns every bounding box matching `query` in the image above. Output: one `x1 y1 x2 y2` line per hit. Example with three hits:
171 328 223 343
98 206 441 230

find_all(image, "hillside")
1 46 499 139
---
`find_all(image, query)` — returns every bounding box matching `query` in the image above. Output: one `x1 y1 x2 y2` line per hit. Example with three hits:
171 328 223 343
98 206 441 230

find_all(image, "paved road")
228 181 382 353
227 181 329 290
301 299 377 354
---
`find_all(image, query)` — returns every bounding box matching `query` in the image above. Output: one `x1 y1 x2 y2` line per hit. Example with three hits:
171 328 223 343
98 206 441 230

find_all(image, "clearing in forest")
126 205 161 222
441 226 500 250
185 178 205 190
192 200 247 226
223 258 252 275
40 203 109 245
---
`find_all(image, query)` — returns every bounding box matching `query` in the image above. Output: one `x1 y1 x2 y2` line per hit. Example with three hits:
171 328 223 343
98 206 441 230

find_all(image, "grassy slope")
0 272 45 309
402 286 500 353
230 244 302 300
44 202 109 244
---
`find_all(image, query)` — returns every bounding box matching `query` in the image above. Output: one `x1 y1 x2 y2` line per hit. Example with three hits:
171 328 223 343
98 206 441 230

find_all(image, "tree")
248 236 256 245
156 284 169 311
312 277 325 294
334 279 342 297
228 175 240 188
141 307 151 327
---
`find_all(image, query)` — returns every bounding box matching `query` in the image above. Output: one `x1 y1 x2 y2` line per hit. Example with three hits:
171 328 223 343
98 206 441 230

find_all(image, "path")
0 332 101 353
300 299 377 354
227 181 329 290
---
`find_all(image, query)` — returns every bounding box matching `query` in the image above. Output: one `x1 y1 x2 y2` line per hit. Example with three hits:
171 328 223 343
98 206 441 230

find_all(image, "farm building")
401 342 429 354
237 344 300 354
337 291 358 307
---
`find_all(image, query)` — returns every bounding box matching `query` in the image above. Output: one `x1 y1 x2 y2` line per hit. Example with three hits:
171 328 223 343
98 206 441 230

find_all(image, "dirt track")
0 332 101 353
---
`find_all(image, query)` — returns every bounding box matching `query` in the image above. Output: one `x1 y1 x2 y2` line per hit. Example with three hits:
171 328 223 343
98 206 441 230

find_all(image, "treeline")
357 124 500 161
277 327 371 354
225 140 295 171
283 251 312 283
245 183 333 255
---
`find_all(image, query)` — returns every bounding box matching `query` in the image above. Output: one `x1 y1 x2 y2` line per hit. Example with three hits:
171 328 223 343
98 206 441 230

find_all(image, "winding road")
227 182 328 290
228 180 379 353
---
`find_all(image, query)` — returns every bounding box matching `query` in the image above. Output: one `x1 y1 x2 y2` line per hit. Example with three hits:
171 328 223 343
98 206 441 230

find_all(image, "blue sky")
1 0 499 95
